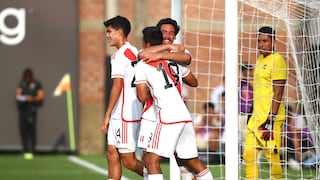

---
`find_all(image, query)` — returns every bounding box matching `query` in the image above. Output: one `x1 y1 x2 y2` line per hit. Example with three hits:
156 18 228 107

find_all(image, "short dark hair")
258 26 275 40
23 68 33 79
142 26 163 46
156 18 180 35
103 15 131 37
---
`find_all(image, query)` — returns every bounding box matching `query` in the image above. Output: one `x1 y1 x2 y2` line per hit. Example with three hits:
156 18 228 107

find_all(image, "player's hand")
100 117 109 135
258 113 276 140
26 95 35 102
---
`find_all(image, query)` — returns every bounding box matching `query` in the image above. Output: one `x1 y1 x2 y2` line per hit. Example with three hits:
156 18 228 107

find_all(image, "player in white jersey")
137 27 191 150
100 15 144 179
139 18 197 180
136 26 214 180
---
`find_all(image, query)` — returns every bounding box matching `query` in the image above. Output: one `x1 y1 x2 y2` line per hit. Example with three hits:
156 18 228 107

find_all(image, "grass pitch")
0 153 317 179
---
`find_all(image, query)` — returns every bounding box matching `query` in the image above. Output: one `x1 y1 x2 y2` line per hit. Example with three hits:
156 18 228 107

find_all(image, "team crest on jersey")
262 64 267 70
29 82 36 90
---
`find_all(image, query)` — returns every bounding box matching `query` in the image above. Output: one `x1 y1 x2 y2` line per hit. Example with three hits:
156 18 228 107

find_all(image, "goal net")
183 0 319 179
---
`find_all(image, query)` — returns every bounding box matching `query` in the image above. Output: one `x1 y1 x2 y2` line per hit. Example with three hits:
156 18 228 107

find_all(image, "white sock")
148 174 164 180
195 168 213 180
180 166 195 180
143 167 148 180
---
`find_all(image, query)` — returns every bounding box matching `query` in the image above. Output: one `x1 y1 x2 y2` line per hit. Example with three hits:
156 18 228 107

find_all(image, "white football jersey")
111 42 142 121
135 59 192 124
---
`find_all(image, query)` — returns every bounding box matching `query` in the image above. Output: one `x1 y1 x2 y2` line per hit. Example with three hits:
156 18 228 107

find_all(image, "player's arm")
16 87 26 102
34 88 44 102
136 83 149 103
183 71 198 87
101 78 123 134
139 44 191 65
141 44 185 54
16 87 22 97
159 52 191 65
271 79 286 114
259 79 286 141
15 86 37 102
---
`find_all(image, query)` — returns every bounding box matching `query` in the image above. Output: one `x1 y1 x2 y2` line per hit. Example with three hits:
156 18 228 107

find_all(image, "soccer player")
136 26 214 180
100 15 144 179
243 26 287 179
138 18 197 179
139 18 191 65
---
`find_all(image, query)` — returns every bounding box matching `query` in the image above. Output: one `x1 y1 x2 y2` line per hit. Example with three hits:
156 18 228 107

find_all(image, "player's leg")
175 154 195 180
144 151 165 180
119 121 145 176
145 122 182 180
181 157 214 180
137 119 157 178
106 119 122 179
265 149 282 179
119 151 144 176
106 145 121 179
243 131 261 179
19 114 28 153
29 114 37 154
176 123 213 179
19 113 33 160
264 120 284 179
145 152 163 174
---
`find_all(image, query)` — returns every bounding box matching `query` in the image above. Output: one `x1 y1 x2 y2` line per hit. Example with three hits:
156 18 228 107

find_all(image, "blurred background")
1 0 319 179
0 0 313 156
0 0 205 155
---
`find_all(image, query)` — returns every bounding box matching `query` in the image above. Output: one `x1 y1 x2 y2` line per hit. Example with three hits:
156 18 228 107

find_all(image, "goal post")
183 0 320 179
240 0 320 164
224 0 239 180
170 1 183 179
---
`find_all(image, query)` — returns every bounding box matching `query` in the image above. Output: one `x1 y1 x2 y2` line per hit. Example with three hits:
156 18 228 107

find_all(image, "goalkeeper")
243 26 287 179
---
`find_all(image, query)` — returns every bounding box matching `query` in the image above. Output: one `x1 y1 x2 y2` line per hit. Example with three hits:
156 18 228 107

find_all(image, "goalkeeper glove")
258 113 276 141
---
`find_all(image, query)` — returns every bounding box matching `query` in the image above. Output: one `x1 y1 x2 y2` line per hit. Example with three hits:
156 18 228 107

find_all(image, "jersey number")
157 62 180 89
131 61 138 87
116 128 121 138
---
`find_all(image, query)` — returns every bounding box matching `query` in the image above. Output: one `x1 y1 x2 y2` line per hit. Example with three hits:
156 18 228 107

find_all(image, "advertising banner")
0 0 78 152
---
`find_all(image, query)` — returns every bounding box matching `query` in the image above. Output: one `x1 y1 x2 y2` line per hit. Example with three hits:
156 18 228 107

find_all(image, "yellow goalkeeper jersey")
250 52 287 129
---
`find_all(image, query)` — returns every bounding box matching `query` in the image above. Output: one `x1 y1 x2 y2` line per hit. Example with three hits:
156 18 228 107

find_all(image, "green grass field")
0 153 317 179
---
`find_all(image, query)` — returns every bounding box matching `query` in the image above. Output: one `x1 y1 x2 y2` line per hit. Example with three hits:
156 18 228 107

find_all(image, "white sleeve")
179 64 191 78
135 61 147 84
111 51 127 79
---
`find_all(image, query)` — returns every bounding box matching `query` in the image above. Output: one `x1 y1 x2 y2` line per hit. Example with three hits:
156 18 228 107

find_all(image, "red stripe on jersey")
122 121 127 144
143 97 153 113
152 123 162 149
124 48 137 61
147 60 161 68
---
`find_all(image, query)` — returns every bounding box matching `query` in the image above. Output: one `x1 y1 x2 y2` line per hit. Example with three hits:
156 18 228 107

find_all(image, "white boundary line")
68 155 130 180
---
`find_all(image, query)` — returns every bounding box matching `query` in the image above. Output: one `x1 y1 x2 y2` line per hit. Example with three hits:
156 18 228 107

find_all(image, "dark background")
0 0 78 152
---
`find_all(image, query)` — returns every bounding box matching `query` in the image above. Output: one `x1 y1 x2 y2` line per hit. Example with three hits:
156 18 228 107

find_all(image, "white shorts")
107 118 140 153
138 119 156 150
147 122 198 159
